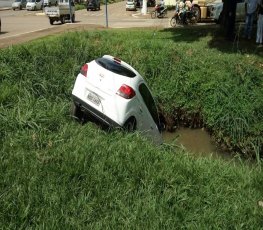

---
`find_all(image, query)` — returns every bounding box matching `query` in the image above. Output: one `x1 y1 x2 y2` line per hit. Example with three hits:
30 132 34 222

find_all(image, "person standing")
256 0 263 46
243 0 258 39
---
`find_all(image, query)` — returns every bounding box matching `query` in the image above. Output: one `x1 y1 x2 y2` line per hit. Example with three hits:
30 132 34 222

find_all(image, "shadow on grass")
160 23 263 56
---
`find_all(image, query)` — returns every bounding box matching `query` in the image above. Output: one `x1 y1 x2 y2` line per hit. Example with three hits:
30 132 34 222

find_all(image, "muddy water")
163 128 231 159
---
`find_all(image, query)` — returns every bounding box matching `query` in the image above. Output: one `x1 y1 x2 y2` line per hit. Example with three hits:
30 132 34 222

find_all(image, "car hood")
27 2 37 6
12 2 21 6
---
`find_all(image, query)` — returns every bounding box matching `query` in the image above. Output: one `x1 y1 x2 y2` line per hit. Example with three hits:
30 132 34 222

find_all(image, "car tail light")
80 64 88 77
116 84 136 99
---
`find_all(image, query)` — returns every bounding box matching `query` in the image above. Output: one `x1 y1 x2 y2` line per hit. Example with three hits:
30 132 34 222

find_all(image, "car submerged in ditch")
71 55 163 145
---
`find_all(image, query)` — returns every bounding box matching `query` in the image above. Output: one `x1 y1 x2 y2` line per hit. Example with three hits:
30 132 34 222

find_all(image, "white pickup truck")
45 0 75 25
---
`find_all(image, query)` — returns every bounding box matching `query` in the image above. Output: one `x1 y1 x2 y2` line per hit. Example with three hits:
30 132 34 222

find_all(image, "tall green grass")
2 28 261 156
0 27 263 228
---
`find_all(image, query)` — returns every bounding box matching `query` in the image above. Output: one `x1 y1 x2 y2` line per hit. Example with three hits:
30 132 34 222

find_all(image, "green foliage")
0 28 263 228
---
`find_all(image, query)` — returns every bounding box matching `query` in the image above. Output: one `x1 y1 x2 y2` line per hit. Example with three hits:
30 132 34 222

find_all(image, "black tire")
20 5 22 10
49 18 54 25
60 16 65 24
163 9 167 18
70 102 84 121
72 14 75 23
192 6 200 22
151 11 157 19
170 17 177 27
124 118 136 132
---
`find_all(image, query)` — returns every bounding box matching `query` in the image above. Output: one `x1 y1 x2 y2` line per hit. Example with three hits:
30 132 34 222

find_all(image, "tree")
220 0 237 40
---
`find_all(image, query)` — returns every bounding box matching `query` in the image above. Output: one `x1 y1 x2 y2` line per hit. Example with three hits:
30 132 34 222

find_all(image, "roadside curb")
36 12 45 16
132 12 150 18
0 7 11 11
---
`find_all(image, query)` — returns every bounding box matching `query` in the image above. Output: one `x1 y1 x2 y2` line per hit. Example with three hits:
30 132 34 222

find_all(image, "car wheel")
49 18 54 25
70 102 84 121
151 11 157 19
60 16 65 24
20 5 22 10
72 14 75 23
124 118 136 132
192 6 200 22
170 17 177 27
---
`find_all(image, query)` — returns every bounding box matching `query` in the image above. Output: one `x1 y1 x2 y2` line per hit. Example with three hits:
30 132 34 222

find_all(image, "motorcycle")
170 10 197 27
151 4 167 19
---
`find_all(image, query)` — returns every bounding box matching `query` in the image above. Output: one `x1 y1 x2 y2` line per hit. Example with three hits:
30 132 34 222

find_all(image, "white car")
12 0 27 10
71 55 163 145
126 0 136 11
26 0 43 10
207 0 246 23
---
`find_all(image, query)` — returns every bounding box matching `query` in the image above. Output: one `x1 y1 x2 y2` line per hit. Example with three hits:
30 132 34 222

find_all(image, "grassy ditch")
0 27 262 157
0 27 263 228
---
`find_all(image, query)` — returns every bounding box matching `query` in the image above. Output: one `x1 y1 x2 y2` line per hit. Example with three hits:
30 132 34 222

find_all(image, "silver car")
126 0 136 11
12 0 27 10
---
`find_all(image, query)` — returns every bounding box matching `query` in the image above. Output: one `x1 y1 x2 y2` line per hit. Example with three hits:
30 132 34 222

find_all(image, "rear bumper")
72 95 121 129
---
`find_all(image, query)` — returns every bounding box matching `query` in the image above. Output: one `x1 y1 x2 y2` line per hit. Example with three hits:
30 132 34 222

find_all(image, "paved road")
0 2 172 37
0 2 212 47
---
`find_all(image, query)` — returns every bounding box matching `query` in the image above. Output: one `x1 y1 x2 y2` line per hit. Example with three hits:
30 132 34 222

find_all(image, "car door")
136 82 162 144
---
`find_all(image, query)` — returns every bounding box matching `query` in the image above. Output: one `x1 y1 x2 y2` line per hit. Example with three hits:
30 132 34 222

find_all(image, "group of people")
243 0 263 46
173 0 193 23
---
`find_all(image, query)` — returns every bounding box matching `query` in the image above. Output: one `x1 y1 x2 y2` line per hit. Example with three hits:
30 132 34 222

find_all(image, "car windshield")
95 58 136 78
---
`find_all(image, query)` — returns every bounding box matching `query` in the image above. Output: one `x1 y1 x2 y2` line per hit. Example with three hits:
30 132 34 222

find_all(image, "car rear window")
95 58 136 78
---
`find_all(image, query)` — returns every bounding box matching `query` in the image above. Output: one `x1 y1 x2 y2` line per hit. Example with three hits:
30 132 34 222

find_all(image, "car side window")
138 83 159 126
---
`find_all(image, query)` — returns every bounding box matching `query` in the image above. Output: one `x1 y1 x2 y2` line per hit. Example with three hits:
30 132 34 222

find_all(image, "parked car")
26 0 43 10
12 0 27 10
86 0 100 11
71 55 163 145
126 0 136 11
207 0 246 23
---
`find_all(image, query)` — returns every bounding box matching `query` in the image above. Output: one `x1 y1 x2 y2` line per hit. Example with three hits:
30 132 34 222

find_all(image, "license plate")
87 92 100 106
